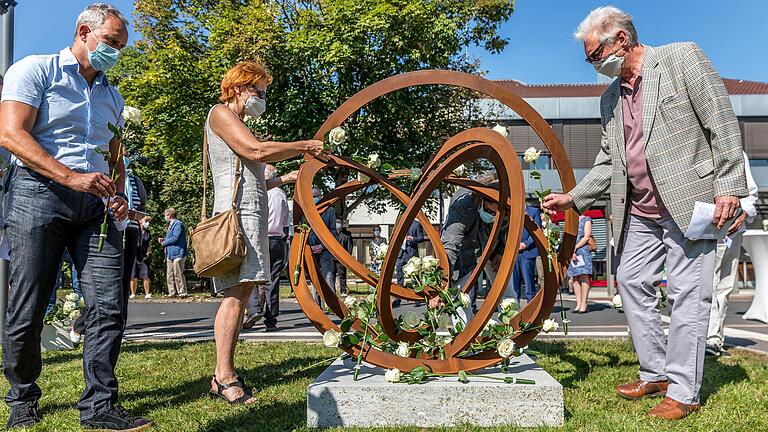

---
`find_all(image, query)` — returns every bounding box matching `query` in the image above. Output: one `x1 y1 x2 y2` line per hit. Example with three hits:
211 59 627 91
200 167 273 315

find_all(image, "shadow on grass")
700 357 749 404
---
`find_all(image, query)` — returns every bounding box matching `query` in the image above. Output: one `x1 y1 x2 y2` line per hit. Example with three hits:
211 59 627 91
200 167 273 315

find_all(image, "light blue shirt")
1 47 125 175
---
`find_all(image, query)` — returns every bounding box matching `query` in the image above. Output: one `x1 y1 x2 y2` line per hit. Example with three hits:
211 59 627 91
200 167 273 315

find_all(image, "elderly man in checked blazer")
543 6 748 420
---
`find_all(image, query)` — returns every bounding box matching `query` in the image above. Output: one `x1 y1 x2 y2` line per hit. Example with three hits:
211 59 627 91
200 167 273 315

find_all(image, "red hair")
219 60 273 103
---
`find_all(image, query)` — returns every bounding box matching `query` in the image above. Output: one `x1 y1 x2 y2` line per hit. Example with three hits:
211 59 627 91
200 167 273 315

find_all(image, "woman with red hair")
205 60 324 404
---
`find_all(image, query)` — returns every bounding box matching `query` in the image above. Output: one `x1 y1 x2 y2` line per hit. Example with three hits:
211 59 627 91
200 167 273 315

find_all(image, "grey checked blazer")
569 42 748 252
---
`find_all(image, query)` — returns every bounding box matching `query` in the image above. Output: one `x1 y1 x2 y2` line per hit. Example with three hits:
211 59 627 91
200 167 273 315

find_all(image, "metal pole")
606 203 615 297
0 1 15 344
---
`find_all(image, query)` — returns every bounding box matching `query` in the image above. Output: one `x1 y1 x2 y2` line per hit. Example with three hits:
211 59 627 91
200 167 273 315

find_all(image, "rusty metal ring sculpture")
290 70 578 373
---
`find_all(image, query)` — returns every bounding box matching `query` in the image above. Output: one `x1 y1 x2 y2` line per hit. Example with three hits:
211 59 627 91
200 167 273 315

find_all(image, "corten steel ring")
289 70 578 373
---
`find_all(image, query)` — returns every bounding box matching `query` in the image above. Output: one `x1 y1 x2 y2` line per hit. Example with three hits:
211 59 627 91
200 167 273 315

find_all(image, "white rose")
492 123 508 138
68 309 81 321
367 153 381 169
366 294 375 304
409 168 422 180
459 292 471 308
500 298 518 313
523 147 542 164
453 164 466 177
384 368 401 383
421 255 439 272
66 293 80 302
376 244 389 260
400 310 421 329
122 105 142 124
358 172 370 183
437 313 452 329
344 296 357 308
542 318 559 333
612 294 623 309
438 336 453 346
402 256 422 277
63 301 78 314
329 126 347 145
395 342 410 357
497 337 516 358
484 318 499 331
78 298 86 308
322 329 342 348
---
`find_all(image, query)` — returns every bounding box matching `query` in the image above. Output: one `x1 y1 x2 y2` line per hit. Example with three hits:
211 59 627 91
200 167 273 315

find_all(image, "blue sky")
9 0 768 84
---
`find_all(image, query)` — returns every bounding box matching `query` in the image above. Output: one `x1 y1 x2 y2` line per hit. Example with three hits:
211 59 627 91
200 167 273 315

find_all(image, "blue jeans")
2 168 126 420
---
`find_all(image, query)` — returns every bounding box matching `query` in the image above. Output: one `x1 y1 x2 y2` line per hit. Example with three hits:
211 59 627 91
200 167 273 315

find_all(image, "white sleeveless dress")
205 106 271 291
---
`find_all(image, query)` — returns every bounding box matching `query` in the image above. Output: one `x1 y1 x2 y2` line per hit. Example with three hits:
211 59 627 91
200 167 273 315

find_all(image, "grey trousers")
617 214 715 405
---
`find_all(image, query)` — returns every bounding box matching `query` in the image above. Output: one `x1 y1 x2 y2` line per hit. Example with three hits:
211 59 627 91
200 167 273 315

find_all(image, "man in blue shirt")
159 208 188 298
0 4 151 430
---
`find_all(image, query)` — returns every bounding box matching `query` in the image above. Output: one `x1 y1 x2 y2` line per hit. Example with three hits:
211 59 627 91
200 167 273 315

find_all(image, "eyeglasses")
585 39 611 64
247 88 267 100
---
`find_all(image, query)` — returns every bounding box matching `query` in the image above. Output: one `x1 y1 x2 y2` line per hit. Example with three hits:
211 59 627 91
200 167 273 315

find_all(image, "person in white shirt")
706 152 759 357
242 164 295 331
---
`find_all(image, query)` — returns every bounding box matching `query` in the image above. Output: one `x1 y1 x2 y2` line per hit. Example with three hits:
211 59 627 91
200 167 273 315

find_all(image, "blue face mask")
123 156 131 169
313 197 320 204
478 207 495 224
87 31 121 71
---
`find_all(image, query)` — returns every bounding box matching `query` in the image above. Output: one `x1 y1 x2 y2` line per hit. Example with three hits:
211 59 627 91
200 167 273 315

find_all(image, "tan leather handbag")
190 131 247 278
587 235 597 252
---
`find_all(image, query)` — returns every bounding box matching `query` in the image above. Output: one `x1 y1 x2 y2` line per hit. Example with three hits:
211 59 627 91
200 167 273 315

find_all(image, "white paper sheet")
573 255 585 267
684 201 741 240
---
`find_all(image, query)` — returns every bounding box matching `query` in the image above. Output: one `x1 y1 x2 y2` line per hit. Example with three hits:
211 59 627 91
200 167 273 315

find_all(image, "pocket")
693 159 715 178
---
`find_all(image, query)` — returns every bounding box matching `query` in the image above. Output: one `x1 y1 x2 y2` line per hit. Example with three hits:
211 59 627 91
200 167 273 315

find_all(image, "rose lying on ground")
523 146 542 163
385 368 401 383
400 310 421 329
612 294 623 309
329 126 347 145
497 337 515 358
421 255 439 271
395 342 410 358
542 318 559 333
500 298 518 313
322 329 342 348
402 256 422 277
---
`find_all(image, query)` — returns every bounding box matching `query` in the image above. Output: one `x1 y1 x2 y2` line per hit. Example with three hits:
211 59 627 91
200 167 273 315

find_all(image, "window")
518 153 551 170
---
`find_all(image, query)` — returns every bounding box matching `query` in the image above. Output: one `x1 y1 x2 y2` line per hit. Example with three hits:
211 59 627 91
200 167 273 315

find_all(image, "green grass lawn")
2 339 766 431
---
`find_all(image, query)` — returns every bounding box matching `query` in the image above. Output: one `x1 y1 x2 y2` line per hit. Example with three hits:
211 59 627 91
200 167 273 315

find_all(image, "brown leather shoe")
647 396 700 420
616 380 668 400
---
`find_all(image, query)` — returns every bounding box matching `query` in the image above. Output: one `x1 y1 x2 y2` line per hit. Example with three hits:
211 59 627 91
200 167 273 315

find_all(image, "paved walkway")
123 292 768 354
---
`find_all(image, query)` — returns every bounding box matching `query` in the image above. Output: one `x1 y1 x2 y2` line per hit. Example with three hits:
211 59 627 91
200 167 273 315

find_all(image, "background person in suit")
543 6 748 419
307 186 337 304
511 203 542 302
333 217 353 295
159 207 188 298
393 220 426 307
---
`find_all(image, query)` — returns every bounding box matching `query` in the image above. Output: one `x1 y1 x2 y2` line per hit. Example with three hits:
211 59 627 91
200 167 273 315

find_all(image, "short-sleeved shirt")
1 47 125 175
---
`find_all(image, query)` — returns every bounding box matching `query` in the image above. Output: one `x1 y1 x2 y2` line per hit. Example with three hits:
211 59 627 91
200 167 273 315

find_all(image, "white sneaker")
144 294 152 299
129 294 136 299
70 330 82 344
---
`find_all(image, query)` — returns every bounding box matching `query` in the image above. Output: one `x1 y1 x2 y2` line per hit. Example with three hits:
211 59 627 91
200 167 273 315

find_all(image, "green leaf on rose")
458 370 469 383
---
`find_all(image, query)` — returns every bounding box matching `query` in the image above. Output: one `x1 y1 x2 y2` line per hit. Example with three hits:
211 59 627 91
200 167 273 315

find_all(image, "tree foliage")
108 0 515 285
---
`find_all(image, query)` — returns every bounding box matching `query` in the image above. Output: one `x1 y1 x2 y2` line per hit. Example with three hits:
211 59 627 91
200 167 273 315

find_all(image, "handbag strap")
201 113 243 222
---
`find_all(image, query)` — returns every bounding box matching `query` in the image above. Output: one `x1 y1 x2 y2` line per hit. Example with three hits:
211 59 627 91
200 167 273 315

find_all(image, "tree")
109 0 515 287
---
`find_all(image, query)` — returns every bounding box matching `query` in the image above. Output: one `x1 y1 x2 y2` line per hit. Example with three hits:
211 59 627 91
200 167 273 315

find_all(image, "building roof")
492 78 768 98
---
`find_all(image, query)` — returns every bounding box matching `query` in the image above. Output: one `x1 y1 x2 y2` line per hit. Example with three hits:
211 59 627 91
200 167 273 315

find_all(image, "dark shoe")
264 325 279 333
392 299 402 308
6 401 39 429
616 380 668 400
81 404 152 431
705 344 721 357
647 396 700 420
242 313 264 330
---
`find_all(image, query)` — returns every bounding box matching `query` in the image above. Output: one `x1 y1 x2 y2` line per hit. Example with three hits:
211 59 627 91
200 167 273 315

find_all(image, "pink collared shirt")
621 74 667 218
267 187 290 237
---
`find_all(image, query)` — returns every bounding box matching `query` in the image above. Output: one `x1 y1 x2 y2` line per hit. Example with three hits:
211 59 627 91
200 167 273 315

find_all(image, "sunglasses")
246 88 267 100
585 39 611 64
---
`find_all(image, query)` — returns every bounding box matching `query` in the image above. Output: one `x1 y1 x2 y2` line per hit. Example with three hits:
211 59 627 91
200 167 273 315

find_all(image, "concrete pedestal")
307 354 563 428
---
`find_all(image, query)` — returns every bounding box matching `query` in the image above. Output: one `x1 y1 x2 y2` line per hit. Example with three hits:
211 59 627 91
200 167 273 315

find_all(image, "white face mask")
335 223 342 231
593 52 625 78
241 93 266 118
142 221 150 229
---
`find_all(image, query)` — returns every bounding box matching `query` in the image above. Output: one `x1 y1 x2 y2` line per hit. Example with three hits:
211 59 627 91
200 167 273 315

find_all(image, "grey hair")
574 6 638 47
74 3 128 37
264 164 276 179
